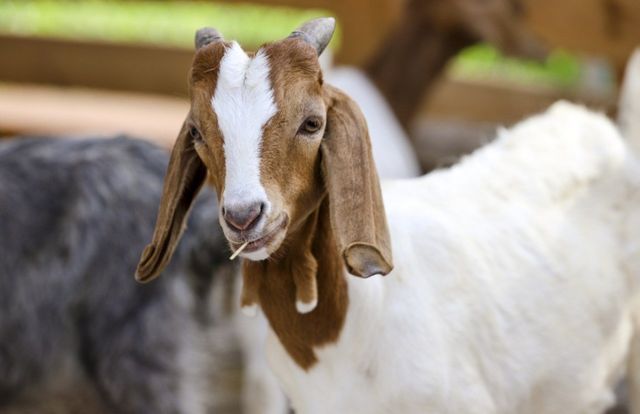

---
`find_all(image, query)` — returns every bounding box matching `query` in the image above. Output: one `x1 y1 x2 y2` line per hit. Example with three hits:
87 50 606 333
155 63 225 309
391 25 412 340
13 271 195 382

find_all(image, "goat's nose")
223 202 264 232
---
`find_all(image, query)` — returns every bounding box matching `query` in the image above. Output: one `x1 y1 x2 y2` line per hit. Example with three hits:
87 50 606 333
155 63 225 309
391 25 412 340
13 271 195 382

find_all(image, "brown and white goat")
136 19 391 318
136 18 640 414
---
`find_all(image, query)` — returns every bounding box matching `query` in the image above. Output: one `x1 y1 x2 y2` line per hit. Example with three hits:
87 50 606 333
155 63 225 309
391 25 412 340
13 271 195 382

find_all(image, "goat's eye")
299 117 323 135
189 126 203 142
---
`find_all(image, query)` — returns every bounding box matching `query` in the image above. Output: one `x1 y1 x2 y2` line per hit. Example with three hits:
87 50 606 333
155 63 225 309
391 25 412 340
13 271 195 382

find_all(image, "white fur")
243 247 270 261
295 299 318 314
241 302 259 318
266 101 640 413
213 42 276 213
326 67 421 179
619 48 640 151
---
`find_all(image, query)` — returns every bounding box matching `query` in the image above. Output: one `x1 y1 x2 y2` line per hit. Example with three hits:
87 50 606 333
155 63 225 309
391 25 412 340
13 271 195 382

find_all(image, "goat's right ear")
135 122 207 283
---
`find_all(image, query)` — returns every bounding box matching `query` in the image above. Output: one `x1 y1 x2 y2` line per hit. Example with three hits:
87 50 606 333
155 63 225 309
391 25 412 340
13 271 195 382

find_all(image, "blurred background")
1 0 639 169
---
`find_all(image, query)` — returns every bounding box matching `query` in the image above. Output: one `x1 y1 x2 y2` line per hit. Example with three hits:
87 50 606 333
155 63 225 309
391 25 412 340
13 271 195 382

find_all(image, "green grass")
452 44 583 89
0 0 332 49
0 0 587 88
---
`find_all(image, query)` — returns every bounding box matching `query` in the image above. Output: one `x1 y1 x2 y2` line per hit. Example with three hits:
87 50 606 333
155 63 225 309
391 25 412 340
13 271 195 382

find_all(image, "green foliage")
0 1 581 87
452 44 582 88
0 0 330 49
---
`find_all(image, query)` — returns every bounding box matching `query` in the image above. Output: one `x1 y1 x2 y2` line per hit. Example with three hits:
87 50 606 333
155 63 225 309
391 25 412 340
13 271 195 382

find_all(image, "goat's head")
136 18 393 283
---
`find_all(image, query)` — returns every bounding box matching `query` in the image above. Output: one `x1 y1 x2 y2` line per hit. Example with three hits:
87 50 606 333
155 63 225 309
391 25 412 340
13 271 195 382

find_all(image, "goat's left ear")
321 86 393 278
135 121 207 283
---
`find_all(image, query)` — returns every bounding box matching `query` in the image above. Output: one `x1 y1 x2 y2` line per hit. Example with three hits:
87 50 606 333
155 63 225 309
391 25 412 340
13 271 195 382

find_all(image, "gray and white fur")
0 136 242 414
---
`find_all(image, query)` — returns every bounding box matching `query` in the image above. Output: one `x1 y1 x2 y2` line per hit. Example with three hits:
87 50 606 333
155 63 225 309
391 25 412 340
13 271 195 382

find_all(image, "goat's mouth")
228 213 288 259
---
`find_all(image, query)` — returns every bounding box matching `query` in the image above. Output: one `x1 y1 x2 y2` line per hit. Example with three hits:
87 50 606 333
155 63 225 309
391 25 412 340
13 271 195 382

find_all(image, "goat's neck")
243 200 348 370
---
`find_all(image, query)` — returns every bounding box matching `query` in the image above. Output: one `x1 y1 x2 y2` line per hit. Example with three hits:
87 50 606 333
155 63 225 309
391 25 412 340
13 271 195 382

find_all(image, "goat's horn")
195 27 223 49
288 17 336 55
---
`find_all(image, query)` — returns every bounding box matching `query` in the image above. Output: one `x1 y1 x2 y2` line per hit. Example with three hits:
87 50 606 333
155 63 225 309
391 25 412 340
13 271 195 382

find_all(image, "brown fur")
244 202 347 369
135 42 227 282
136 34 393 368
320 85 393 278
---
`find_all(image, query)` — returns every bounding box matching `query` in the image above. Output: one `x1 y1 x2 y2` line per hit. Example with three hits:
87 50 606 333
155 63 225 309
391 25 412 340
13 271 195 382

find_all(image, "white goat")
136 19 640 414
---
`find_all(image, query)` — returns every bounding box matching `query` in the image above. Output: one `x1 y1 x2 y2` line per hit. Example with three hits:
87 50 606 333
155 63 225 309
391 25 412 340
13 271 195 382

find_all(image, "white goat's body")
267 102 640 413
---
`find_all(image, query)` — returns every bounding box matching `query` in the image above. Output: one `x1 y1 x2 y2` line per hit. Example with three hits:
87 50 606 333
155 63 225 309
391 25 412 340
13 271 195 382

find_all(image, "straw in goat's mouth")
229 241 249 260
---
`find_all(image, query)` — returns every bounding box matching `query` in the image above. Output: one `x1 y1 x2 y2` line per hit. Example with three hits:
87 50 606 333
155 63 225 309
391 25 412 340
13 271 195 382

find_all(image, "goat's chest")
266 324 411 414
267 336 374 413
264 276 453 414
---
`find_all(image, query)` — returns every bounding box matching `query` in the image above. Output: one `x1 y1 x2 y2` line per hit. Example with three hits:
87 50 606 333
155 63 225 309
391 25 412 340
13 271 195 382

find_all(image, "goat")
234 3 542 401
136 18 640 413
0 136 286 414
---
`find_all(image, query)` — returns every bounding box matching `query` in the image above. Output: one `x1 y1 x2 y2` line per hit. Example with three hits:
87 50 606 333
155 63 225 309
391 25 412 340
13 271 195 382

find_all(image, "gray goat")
0 136 242 414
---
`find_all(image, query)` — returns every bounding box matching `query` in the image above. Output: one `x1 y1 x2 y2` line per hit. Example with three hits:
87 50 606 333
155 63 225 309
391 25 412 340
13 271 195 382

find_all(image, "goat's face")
136 18 393 283
189 38 327 261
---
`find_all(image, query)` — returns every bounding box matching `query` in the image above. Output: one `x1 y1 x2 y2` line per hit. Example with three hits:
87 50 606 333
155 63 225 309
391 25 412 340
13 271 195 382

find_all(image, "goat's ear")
135 122 207 283
321 86 393 278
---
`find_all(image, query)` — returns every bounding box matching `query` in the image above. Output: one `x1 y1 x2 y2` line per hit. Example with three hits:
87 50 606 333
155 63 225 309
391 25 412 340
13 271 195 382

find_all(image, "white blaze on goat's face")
211 42 278 259
189 38 327 262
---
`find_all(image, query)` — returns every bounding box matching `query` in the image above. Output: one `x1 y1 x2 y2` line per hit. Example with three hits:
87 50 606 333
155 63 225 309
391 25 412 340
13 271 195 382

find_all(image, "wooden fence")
0 0 638 158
